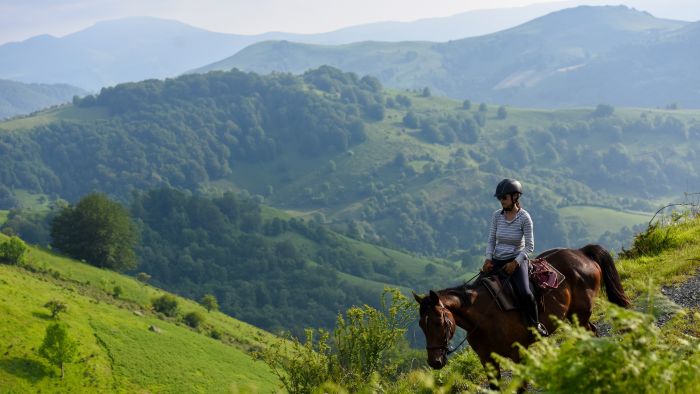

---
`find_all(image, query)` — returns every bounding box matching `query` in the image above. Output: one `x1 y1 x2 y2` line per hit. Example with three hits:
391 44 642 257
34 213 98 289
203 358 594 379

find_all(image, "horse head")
414 289 477 369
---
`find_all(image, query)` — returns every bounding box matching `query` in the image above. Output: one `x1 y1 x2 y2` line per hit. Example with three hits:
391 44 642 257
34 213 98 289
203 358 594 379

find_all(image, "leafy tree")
0 236 28 265
152 294 179 317
421 87 431 97
136 272 151 284
462 99 472 110
395 94 412 107
50 193 138 272
200 294 219 313
497 105 508 120
478 102 488 112
44 300 67 319
402 111 420 128
593 103 615 117
38 322 78 379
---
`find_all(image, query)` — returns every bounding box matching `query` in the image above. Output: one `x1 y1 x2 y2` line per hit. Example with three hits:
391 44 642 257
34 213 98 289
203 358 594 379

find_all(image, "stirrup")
534 322 549 337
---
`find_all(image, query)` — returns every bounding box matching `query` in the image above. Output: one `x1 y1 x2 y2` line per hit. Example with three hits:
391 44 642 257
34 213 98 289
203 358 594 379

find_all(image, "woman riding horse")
481 178 548 336
414 180 630 383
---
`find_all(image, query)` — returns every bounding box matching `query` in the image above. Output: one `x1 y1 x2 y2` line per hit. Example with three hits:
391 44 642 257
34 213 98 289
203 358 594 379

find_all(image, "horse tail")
579 244 630 307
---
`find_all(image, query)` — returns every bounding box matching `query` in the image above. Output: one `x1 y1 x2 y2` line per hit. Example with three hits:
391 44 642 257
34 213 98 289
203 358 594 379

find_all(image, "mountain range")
0 4 571 92
197 5 700 108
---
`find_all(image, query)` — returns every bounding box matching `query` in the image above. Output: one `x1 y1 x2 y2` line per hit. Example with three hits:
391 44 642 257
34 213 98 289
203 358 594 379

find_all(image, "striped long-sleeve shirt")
485 208 534 262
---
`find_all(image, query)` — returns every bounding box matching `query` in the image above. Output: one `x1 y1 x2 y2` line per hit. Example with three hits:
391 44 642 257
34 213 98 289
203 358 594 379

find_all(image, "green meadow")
0 234 279 393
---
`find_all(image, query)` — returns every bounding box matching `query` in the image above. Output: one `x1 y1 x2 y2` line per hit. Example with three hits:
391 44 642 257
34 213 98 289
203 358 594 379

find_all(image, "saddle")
480 258 565 312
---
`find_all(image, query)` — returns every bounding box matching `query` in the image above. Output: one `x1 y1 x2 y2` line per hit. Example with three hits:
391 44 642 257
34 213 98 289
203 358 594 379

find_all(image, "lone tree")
200 294 219 313
50 193 138 272
44 300 68 319
39 322 78 379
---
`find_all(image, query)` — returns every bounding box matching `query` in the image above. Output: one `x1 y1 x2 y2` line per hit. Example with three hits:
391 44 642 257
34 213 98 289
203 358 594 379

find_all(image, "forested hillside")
0 79 85 119
2 65 698 259
3 65 700 333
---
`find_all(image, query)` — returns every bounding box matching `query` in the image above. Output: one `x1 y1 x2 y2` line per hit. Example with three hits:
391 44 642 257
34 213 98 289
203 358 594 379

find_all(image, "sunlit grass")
0 233 279 392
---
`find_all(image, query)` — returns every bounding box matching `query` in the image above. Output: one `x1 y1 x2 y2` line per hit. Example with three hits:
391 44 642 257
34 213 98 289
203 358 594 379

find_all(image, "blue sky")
1 0 699 44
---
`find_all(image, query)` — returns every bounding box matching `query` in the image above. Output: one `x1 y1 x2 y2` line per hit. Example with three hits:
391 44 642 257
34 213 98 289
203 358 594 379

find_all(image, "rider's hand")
481 259 493 273
504 260 518 275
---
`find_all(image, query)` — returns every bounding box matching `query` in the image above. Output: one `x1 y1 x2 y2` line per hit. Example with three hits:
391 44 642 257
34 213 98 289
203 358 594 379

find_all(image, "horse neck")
439 290 476 332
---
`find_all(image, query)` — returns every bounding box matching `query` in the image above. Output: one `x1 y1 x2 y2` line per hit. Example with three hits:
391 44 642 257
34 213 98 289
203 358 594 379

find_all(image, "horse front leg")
481 357 500 391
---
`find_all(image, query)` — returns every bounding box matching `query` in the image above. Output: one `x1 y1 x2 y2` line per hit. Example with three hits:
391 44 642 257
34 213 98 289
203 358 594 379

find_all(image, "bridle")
422 272 486 356
423 300 466 356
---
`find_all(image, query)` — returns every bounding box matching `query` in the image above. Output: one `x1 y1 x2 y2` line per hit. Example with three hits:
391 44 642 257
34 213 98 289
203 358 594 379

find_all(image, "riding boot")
526 295 549 337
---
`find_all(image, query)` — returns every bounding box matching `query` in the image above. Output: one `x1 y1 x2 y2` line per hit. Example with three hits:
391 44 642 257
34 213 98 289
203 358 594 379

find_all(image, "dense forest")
0 66 377 200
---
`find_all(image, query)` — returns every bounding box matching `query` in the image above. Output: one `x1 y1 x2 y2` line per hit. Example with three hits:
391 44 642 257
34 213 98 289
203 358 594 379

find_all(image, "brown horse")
414 244 629 380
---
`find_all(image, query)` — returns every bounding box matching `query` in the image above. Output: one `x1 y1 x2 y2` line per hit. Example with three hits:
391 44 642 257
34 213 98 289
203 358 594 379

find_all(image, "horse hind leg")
587 321 599 336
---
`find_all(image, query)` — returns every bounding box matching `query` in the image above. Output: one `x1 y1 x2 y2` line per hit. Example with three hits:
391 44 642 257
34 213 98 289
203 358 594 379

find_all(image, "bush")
620 223 678 259
112 285 123 298
256 288 416 393
0 236 28 265
493 302 700 393
183 311 205 328
152 294 179 317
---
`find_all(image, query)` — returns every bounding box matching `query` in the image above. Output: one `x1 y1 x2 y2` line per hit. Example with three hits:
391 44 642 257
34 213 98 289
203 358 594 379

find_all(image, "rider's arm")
485 211 498 260
517 211 534 263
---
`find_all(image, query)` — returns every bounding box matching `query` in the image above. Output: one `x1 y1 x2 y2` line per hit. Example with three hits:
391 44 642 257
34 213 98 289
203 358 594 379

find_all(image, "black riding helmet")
494 178 523 198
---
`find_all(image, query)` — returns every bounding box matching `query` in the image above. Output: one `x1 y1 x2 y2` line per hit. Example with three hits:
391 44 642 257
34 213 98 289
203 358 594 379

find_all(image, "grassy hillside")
559 205 650 241
0 233 279 393
0 79 86 120
0 105 108 131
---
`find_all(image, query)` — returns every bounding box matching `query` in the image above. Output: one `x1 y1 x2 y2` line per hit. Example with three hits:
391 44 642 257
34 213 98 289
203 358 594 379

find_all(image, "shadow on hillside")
0 357 52 382
31 311 52 320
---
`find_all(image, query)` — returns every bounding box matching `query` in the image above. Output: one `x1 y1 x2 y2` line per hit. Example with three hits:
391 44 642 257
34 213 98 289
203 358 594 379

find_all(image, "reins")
440 267 514 356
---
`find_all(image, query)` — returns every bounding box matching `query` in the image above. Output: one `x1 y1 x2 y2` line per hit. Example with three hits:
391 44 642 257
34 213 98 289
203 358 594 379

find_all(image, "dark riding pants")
492 257 538 324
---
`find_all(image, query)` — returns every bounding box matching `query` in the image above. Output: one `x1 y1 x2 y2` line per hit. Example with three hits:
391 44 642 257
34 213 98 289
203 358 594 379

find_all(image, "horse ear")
412 291 424 304
429 290 440 304
466 290 478 305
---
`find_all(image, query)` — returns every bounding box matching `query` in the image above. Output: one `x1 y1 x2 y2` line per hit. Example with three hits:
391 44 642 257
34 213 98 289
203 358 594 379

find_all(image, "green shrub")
333 288 415 390
620 223 678 258
112 285 123 298
256 329 333 394
183 311 205 328
0 236 28 265
493 302 700 393
152 294 178 317
256 288 416 393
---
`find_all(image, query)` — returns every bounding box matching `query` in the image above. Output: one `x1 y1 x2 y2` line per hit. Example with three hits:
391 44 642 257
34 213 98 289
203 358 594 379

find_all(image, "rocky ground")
661 270 700 310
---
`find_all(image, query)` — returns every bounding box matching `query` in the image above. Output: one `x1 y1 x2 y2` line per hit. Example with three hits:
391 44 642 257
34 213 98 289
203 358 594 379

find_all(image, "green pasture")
559 205 651 240
0 210 7 226
0 234 279 392
0 106 108 131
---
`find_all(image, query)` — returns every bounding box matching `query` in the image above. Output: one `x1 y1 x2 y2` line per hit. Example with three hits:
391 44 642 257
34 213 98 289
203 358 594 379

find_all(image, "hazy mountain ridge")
0 79 85 119
0 4 575 92
198 6 698 108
